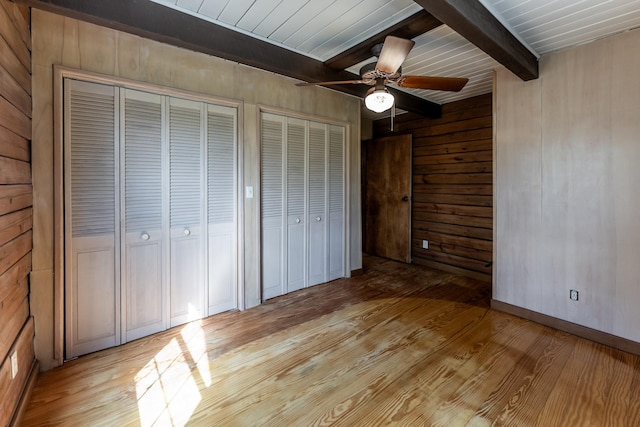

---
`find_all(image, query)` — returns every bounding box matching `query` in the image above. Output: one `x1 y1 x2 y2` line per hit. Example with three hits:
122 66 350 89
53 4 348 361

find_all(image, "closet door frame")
258 106 351 301
53 67 244 364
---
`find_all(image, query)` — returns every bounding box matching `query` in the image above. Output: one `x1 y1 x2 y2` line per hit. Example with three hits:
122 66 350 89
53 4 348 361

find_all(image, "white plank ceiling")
153 0 640 106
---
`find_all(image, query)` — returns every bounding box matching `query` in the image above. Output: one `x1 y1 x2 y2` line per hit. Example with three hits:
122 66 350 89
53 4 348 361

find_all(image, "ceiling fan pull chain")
391 103 395 132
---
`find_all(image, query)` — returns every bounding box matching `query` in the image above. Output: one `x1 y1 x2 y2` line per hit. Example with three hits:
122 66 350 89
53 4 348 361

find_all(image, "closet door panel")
307 123 327 286
122 89 166 341
261 115 285 300
286 118 306 293
70 237 118 357
124 233 163 341
207 105 238 314
65 80 119 359
329 125 345 280
169 98 205 326
170 226 202 325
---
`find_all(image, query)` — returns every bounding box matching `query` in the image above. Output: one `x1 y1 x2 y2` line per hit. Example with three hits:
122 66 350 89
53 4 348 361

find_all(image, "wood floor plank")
21 256 640 426
423 317 542 427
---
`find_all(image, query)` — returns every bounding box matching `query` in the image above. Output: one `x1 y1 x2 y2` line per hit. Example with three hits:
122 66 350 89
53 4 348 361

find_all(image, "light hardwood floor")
22 256 640 426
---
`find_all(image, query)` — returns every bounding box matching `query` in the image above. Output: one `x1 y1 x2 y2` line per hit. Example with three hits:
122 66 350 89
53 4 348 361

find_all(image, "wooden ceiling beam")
413 0 538 81
16 0 443 117
325 10 442 71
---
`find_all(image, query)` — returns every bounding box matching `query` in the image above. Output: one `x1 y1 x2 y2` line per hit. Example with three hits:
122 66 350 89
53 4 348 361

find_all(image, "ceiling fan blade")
375 36 415 74
296 80 366 86
396 76 469 92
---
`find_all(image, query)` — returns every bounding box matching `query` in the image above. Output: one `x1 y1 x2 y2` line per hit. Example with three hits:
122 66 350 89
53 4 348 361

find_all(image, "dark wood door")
364 134 412 263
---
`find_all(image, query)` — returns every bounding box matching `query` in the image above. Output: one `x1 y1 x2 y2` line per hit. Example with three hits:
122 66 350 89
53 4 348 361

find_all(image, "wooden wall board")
0 253 30 303
0 3 30 71
0 36 31 94
0 208 31 247
413 161 492 175
0 1 33 424
413 139 492 157
413 184 493 196
0 0 31 51
412 211 492 229
0 231 31 277
0 157 31 184
413 202 492 218
0 96 31 139
0 64 31 117
413 128 492 146
0 125 30 161
414 172 493 184
0 185 32 216
412 192 492 207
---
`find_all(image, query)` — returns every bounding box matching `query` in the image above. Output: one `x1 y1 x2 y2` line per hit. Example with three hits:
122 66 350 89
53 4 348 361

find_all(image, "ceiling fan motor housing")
359 62 402 84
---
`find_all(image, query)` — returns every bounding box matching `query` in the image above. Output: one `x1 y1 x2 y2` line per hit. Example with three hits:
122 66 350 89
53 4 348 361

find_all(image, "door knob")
295 217 301 224
183 228 191 236
316 216 321 222
402 196 409 202
141 233 150 241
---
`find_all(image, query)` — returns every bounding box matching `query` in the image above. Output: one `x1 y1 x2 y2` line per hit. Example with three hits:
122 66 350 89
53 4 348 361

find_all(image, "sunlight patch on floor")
135 316 212 426
181 319 212 387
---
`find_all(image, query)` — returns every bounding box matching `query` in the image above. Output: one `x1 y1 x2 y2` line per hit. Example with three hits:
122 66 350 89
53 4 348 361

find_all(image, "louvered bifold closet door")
169 98 205 327
122 89 166 342
329 125 346 280
207 104 238 315
307 122 327 286
65 80 119 358
286 118 307 293
261 113 285 300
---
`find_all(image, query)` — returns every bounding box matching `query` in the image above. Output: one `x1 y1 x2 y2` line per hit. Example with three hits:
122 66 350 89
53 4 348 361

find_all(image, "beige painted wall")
494 27 640 343
31 9 362 370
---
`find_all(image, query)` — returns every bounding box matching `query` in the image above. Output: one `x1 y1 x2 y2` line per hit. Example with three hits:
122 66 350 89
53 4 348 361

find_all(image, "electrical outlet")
10 351 18 379
569 289 579 301
422 240 429 249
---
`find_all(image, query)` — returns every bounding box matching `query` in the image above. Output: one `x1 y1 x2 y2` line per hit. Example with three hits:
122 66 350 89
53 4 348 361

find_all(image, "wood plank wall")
0 0 35 425
372 94 493 282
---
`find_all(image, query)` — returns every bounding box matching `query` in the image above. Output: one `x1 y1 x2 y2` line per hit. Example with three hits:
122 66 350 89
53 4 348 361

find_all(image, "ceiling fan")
296 36 469 113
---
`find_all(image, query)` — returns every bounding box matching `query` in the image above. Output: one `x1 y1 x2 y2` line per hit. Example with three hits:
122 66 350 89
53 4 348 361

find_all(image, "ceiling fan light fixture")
365 85 394 113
